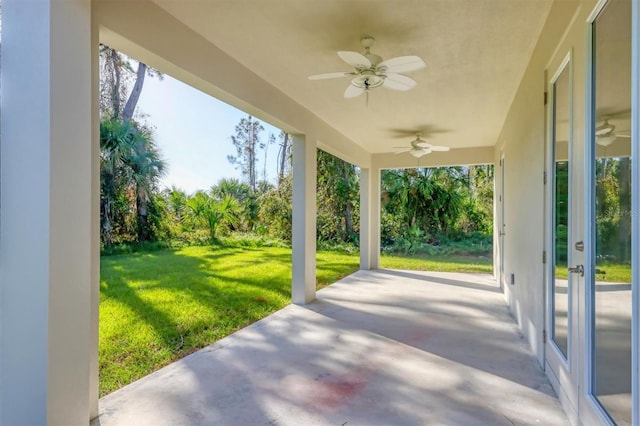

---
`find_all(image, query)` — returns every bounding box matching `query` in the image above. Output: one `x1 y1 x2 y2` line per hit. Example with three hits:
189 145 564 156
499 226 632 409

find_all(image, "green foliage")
186 191 240 242
257 174 293 241
316 150 359 243
227 116 265 191
595 157 632 263
100 118 166 245
381 166 493 250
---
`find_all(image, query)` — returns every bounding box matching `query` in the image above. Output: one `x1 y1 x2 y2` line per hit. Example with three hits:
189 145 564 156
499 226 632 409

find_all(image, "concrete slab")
93 270 569 426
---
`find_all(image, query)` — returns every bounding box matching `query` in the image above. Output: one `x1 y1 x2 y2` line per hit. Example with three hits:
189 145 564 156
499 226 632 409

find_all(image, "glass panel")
593 0 632 424
552 65 570 358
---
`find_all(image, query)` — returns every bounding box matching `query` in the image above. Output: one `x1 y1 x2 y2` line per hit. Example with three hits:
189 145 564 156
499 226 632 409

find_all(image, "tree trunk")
278 133 290 184
136 186 150 242
123 63 147 121
109 48 122 119
343 163 354 240
617 157 631 262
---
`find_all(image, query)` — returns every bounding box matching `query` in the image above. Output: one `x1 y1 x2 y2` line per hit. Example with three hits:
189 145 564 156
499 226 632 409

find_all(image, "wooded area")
99 48 494 256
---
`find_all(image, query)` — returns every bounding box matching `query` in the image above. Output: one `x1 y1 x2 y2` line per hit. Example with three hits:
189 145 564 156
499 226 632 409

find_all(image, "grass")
381 253 493 274
554 263 631 282
100 245 494 396
100 245 359 396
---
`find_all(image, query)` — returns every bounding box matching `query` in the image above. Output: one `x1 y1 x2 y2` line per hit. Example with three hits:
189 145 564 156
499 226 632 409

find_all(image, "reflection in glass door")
591 0 632 423
552 62 571 359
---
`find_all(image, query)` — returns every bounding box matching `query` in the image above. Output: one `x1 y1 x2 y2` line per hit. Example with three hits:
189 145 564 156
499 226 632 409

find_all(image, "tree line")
99 48 494 254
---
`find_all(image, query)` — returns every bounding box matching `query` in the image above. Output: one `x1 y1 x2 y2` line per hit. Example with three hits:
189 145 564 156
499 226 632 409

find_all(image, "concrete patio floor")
93 269 569 426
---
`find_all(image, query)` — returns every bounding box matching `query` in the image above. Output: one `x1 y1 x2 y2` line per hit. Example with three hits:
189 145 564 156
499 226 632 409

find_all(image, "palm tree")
99 118 166 244
187 191 239 241
128 125 166 242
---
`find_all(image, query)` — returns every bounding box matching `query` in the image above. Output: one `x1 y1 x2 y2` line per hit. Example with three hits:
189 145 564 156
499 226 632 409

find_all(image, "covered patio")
2 0 638 424
94 270 567 425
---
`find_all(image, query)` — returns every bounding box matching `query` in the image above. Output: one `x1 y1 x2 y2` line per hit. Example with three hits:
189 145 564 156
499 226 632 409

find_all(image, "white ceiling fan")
308 36 426 100
393 133 450 158
595 118 631 146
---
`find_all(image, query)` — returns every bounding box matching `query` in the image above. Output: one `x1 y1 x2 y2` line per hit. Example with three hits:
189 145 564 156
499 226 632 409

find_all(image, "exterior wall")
494 0 597 367
0 0 96 423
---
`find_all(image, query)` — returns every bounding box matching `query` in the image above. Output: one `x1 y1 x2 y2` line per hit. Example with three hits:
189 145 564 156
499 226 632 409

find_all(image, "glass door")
545 51 579 415
588 0 633 424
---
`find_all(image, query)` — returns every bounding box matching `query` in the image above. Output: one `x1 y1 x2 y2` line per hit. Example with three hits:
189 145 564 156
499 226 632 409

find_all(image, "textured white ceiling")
152 0 553 154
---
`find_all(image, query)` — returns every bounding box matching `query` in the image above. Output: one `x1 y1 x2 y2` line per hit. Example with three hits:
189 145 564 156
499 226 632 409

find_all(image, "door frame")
581 0 639 424
499 154 506 288
545 49 580 421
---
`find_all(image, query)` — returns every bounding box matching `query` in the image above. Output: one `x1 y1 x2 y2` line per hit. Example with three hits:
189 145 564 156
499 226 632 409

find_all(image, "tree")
276 131 291 185
99 46 166 244
316 150 359 243
187 191 239 241
227 116 264 191
129 126 166 241
99 45 162 120
99 119 166 244
381 167 468 244
211 178 257 232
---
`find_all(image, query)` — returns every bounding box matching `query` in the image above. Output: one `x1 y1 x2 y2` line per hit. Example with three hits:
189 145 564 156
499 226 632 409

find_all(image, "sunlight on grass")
381 253 493 274
554 263 631 282
100 246 494 396
100 246 359 396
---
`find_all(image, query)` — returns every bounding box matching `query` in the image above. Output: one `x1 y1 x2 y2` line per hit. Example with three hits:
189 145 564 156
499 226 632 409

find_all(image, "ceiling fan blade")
338 51 371 68
308 72 352 80
616 134 631 138
382 73 417 91
379 56 426 74
394 149 412 154
344 84 364 98
429 146 450 152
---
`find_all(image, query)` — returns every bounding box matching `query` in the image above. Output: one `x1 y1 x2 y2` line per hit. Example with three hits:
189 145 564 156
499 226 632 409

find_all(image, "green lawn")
100 246 493 396
554 263 631 282
99 246 360 396
381 253 493 273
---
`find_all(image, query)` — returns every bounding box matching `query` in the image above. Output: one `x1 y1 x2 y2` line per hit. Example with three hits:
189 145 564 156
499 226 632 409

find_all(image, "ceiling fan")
308 36 426 100
595 118 630 146
393 133 450 158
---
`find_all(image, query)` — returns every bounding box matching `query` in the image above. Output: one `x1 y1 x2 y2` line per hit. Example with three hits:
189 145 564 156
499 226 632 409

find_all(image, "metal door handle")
568 265 584 277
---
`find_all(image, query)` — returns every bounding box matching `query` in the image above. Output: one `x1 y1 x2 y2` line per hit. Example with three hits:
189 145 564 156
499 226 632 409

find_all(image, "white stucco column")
0 0 94 424
292 134 317 304
90 7 101 420
359 167 381 269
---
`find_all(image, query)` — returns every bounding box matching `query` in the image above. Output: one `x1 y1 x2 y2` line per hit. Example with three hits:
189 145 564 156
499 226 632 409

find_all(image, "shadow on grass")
99 245 361 396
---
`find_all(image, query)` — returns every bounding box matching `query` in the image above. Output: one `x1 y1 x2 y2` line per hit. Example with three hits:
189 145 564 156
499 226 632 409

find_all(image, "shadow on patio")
93 270 568 426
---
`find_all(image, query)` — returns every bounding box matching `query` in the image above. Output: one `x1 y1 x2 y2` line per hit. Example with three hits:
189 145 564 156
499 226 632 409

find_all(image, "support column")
0 0 94 424
90 6 101 420
359 167 381 269
292 134 317 304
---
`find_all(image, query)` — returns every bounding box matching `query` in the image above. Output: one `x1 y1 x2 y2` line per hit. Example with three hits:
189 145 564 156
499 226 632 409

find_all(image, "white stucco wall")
493 0 597 368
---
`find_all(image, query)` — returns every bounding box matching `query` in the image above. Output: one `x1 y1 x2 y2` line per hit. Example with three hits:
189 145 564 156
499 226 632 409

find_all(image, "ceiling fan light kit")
410 149 429 158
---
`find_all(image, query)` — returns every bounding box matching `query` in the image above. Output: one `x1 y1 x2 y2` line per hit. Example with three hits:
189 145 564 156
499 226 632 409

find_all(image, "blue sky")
137 73 282 194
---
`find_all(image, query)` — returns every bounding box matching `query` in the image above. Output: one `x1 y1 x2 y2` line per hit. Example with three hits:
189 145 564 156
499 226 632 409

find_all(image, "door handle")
568 265 584 277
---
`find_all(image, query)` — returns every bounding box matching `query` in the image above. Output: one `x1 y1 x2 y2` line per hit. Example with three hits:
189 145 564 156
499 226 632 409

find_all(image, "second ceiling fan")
394 133 450 158
309 36 426 99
